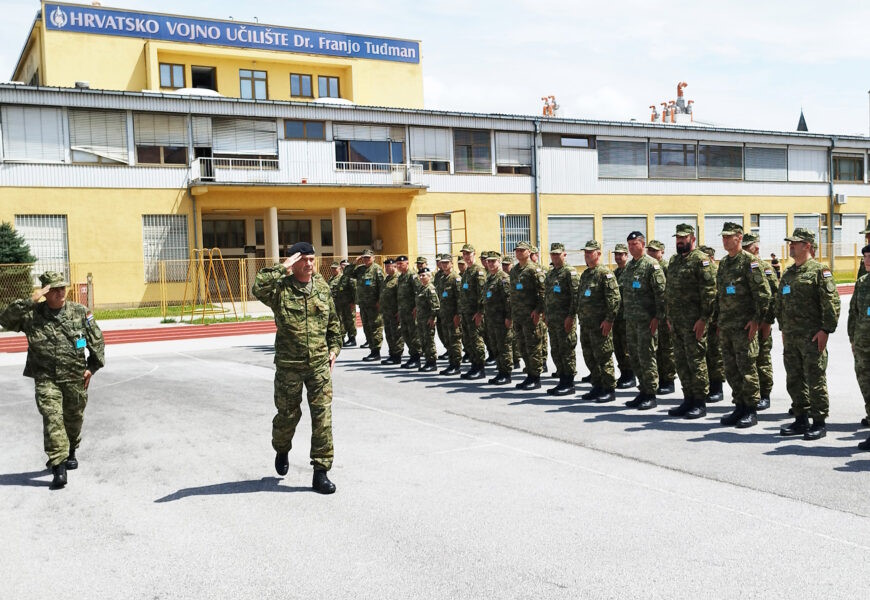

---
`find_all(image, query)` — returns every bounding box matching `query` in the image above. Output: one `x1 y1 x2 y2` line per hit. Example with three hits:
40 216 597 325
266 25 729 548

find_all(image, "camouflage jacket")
613 265 626 321
666 249 717 327
708 261 720 325
859 261 866 281
433 269 446 299
577 265 620 324
379 273 400 316
355 263 385 306
544 265 580 320
438 270 463 319
848 273 870 346
620 254 666 322
0 299 105 382
336 269 357 305
415 282 440 323
716 250 770 329
397 270 421 312
328 274 342 303
776 259 840 336
509 262 545 320
482 270 512 322
252 266 342 367
459 263 487 315
758 257 780 324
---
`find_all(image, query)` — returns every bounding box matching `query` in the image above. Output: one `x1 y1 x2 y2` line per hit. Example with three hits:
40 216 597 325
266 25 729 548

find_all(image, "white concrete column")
265 207 279 262
333 207 348 258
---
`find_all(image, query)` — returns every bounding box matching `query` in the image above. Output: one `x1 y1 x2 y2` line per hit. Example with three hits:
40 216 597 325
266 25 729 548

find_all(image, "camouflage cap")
673 223 695 237
437 254 451 262
646 239 665 251
460 243 475 253
530 245 539 254
514 241 532 251
583 240 602 251
550 242 565 253
415 256 427 264
741 232 759 246
484 251 501 261
330 261 341 268
501 256 513 265
39 270 68 289
861 219 870 235
360 248 374 257
719 222 744 236
614 243 629 253
785 227 815 243
457 256 466 264
699 245 716 258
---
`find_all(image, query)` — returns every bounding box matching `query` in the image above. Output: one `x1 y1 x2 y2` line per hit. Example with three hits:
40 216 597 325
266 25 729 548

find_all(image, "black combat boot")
803 418 826 441
625 393 645 408
580 374 592 384
684 398 707 419
343 336 357 347
580 385 602 401
736 407 758 429
440 363 461 376
275 451 289 476
548 376 569 396
461 352 470 363
720 404 745 426
462 363 485 380
381 354 402 365
438 351 449 360
780 415 810 436
656 380 675 395
419 359 437 372
518 375 541 391
489 372 511 385
485 355 497 366
616 370 636 389
707 380 724 402
668 396 694 417
312 469 336 494
362 349 381 362
757 395 771 411
861 417 869 427
595 388 616 403
402 354 420 369
515 375 532 389
513 359 521 369
637 394 658 410
49 463 67 490
65 446 78 470
554 377 575 397
361 341 370 349
857 436 870 451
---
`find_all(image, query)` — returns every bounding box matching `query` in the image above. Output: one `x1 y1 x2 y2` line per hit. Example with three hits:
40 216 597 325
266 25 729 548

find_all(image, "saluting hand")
32 284 51 302
282 252 302 274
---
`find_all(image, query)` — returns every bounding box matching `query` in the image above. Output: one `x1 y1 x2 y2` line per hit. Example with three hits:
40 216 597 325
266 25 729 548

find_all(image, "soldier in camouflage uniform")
716 222 771 429
502 256 522 370
621 231 667 410
459 244 487 380
252 243 341 494
646 240 676 395
856 220 870 280
665 224 717 419
544 243 580 396
700 245 725 403
379 258 404 365
510 241 547 390
0 271 105 490
336 259 358 346
530 246 550 372
328 262 344 338
742 232 779 410
355 249 385 362
433 255 449 360
850 245 870 449
437 255 463 375
777 228 840 441
396 255 422 369
612 243 635 389
482 252 514 384
415 268 440 372
576 241 621 402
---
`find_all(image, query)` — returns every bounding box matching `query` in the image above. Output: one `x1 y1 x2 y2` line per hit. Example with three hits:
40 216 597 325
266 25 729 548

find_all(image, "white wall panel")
654 215 697 256
421 173 533 194
788 148 828 182
0 163 191 188
757 215 787 260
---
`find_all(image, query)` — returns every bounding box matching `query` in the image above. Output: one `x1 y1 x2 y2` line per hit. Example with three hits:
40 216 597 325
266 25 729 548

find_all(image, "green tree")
0 221 36 309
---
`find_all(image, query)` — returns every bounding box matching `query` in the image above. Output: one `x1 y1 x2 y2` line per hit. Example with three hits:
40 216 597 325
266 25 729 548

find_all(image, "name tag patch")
553 285 561 293
516 283 523 290
726 285 736 295
632 281 641 289
463 283 469 289
75 337 87 349
442 291 448 298
584 289 591 297
782 285 791 295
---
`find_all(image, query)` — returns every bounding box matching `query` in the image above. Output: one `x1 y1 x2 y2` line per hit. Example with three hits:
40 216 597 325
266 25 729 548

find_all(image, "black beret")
626 231 645 241
862 244 870 255
384 258 396 265
288 242 315 255
396 255 409 262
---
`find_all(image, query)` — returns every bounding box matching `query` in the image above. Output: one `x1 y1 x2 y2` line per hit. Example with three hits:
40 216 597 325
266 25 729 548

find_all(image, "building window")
542 133 595 148
410 127 451 172
698 145 743 180
1 106 65 162
191 66 217 91
278 220 312 246
499 214 531 256
548 215 593 265
833 155 864 182
347 220 373 246
14 214 69 281
318 76 340 98
143 215 189 282
133 113 189 166
321 219 333 246
335 140 404 165
649 142 697 179
416 215 453 263
240 69 267 100
602 216 647 256
69 109 129 164
202 220 246 249
495 131 533 175
290 73 313 98
454 129 491 174
284 120 325 140
744 147 787 181
597 140 647 178
159 63 185 89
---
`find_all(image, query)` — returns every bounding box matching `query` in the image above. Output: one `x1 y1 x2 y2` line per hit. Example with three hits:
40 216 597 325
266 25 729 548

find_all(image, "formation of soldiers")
328 221 870 446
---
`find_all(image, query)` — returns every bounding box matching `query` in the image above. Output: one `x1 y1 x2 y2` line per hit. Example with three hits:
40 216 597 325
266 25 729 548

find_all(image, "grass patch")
93 304 235 320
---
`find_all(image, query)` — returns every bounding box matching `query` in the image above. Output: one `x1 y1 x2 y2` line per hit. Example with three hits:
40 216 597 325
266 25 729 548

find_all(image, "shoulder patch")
750 262 759 269
702 260 710 267
455 276 461 282
764 269 772 275
605 273 613 278
653 264 660 270
822 269 832 278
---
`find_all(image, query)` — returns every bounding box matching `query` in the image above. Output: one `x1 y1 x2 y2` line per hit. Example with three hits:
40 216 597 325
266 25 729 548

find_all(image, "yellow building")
2 2 870 308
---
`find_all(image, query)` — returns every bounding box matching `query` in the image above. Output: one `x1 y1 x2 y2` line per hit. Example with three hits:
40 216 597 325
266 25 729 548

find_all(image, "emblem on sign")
50 6 68 28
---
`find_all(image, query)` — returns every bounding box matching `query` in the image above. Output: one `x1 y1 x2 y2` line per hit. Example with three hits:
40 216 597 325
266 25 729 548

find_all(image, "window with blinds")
333 124 405 141
499 214 530 256
602 216 647 255
133 113 188 165
416 215 452 263
547 215 593 265
597 140 647 178
495 131 532 175
143 215 189 282
654 215 698 255
454 129 492 174
212 118 277 157
698 145 742 180
192 117 212 147
744 147 787 181
409 127 450 172
702 215 743 246
15 214 69 280
68 109 128 164
649 142 697 179
833 155 864 182
788 148 827 182
1 106 65 162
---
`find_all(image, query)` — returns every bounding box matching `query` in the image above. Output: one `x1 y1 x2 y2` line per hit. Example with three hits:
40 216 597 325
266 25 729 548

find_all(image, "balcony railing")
190 157 423 187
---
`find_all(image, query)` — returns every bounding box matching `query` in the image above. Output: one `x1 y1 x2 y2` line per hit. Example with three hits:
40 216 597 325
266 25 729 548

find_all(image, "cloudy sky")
1 0 868 135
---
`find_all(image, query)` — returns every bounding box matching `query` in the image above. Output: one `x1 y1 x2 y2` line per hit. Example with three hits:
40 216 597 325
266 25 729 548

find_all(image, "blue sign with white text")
44 3 420 64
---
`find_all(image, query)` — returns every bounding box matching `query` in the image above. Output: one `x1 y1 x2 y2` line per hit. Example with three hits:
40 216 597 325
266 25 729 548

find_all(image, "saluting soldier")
482 251 514 385
355 249 385 362
437 254 463 375
336 258 358 347
396 255 422 369
415 267 440 372
850 245 870 449
716 222 771 429
544 243 580 396
646 239 676 395
742 232 779 410
576 240 621 403
620 231 667 410
665 224 717 419
700 245 725 403
612 243 635 389
510 241 547 390
379 258 404 365
777 228 840 441
502 255 522 370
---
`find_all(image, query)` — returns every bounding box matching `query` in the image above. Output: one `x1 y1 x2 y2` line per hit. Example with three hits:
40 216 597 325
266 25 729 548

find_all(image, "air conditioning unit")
835 193 848 205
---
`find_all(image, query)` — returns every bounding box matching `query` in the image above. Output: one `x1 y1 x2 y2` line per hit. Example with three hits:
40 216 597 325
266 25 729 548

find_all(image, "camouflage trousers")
783 333 829 419
35 379 88 468
580 320 615 389
338 303 357 340
417 319 437 363
706 322 724 383
547 314 577 378
671 322 709 399
757 330 774 397
399 308 421 356
484 323 496 359
485 316 514 374
720 326 760 408
538 320 549 367
381 309 404 358
436 316 448 353
359 303 383 351
513 315 544 376
461 313 486 365
626 319 658 395
853 341 870 418
273 363 333 471
657 319 676 383
439 315 462 365
612 317 631 372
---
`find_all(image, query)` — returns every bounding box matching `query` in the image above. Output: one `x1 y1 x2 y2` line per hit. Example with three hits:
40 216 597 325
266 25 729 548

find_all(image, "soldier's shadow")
764 444 862 458
687 430 782 444
834 459 870 473
154 476 310 503
0 470 52 488
551 402 629 413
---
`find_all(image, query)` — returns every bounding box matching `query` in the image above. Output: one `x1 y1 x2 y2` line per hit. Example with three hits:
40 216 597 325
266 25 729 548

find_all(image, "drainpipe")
828 136 837 272
533 119 542 250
